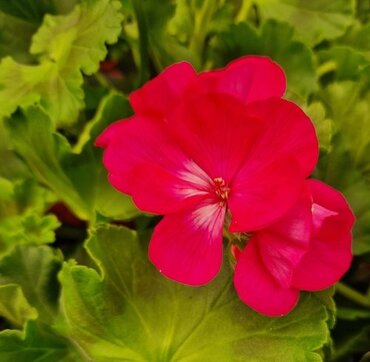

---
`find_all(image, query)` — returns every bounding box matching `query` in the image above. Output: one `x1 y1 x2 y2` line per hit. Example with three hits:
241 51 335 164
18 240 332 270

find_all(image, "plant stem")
235 0 253 22
190 0 217 65
336 282 370 308
223 228 234 242
95 72 112 89
131 0 150 85
317 61 337 78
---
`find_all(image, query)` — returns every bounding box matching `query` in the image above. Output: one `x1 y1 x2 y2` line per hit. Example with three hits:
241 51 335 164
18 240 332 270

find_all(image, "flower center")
213 177 230 202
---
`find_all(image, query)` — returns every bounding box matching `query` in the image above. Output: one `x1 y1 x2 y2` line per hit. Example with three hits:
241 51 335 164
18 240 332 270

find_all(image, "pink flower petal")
167 93 264 182
193 56 286 104
127 163 208 214
228 156 303 232
234 239 299 317
256 188 312 288
97 117 210 214
292 180 355 291
246 98 318 177
129 62 197 119
149 200 226 286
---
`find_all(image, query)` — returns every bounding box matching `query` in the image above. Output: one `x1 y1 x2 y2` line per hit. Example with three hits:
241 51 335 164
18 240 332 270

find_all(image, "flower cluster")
97 56 354 316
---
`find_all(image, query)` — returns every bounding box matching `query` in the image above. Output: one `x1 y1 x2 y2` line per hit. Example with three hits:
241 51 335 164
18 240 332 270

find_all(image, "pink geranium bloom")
96 56 318 286
234 179 355 316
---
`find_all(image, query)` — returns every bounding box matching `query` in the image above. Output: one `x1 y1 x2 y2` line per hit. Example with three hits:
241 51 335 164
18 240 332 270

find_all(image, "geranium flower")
234 179 355 316
96 56 318 286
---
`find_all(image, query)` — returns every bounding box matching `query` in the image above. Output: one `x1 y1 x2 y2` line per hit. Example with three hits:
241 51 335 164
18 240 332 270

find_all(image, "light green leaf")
0 212 60 253
210 20 317 99
0 245 62 324
0 0 123 126
0 56 84 127
0 178 54 217
59 225 330 361
0 178 59 254
255 0 355 46
305 102 333 151
0 285 38 328
30 0 123 74
0 321 82 362
0 177 13 201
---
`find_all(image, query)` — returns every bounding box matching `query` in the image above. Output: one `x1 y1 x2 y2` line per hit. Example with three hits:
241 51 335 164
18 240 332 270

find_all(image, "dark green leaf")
0 321 81 362
0 245 62 324
210 20 317 99
6 107 91 220
0 0 55 24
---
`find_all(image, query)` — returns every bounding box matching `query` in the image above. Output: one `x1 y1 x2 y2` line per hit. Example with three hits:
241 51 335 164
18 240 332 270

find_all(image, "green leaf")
0 178 59 254
6 100 139 222
0 12 36 62
167 0 233 68
59 225 330 361
318 79 370 167
0 56 84 127
0 0 55 24
0 0 123 126
0 213 60 253
340 22 370 61
130 0 195 78
0 246 82 360
5 107 91 220
73 92 140 220
30 0 123 75
356 0 370 23
0 285 38 328
210 20 317 99
314 78 370 255
254 0 355 46
305 102 333 151
340 178 370 255
0 321 82 362
315 287 336 328
0 122 30 180
0 245 62 324
318 46 369 81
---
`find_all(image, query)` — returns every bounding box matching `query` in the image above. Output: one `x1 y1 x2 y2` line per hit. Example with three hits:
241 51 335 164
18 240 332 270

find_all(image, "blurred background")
0 1 369 361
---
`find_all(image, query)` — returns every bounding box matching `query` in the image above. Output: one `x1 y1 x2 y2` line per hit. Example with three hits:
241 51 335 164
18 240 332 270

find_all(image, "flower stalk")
336 282 370 308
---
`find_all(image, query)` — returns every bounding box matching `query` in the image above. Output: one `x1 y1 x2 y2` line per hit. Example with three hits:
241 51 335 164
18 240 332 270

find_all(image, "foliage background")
0 0 369 360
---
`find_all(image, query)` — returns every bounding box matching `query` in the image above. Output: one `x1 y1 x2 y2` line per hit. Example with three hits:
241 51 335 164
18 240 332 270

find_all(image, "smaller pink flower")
234 179 355 317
